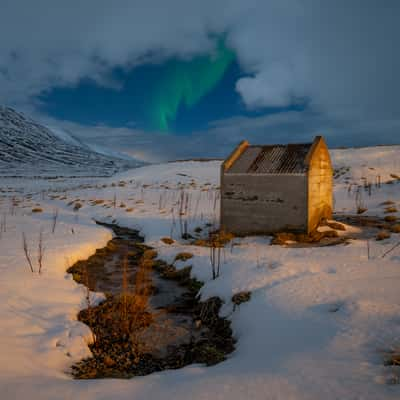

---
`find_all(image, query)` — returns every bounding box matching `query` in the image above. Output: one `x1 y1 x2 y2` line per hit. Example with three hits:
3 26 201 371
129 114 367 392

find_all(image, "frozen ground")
0 146 399 399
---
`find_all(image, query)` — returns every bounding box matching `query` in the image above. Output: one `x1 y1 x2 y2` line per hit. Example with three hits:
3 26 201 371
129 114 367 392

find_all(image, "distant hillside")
0 107 143 177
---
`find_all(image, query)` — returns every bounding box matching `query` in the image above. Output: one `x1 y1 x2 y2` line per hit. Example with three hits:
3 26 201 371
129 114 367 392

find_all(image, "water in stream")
67 222 235 378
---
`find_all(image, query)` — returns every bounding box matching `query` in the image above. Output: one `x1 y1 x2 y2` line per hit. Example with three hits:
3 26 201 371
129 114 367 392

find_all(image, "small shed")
220 136 333 235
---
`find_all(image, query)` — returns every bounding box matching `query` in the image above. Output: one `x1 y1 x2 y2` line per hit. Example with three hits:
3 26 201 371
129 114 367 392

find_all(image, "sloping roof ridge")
247 141 312 148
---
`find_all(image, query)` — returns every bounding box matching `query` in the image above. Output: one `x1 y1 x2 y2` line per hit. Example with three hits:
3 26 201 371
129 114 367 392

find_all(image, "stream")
67 222 235 379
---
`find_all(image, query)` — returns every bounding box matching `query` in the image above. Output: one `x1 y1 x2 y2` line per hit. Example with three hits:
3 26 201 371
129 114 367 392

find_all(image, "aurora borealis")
147 41 235 131
40 39 237 134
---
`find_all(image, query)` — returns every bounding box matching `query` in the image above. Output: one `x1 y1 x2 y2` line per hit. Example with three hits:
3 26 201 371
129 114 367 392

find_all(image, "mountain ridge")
0 107 143 177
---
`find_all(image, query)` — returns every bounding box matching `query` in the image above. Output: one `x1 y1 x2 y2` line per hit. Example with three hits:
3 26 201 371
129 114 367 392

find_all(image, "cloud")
1 0 399 151
38 109 400 164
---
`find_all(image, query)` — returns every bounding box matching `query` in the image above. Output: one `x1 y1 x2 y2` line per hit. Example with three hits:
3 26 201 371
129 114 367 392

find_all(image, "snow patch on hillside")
0 107 142 177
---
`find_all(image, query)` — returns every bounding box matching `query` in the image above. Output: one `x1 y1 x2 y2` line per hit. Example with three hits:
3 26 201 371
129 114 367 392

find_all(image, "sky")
0 0 399 162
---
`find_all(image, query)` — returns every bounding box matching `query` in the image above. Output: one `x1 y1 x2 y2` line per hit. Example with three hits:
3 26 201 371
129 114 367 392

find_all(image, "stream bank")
67 222 235 379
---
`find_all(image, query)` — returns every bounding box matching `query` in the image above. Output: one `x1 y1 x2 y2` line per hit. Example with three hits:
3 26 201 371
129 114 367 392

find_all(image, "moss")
193 344 226 366
187 278 204 294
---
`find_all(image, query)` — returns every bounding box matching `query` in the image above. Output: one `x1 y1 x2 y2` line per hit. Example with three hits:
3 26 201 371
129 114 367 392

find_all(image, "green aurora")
147 42 235 132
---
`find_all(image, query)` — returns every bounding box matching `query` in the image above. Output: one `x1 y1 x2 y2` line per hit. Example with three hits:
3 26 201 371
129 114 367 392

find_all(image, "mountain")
0 107 143 177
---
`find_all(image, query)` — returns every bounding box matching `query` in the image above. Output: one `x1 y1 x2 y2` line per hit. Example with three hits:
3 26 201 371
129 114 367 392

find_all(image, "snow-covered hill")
0 107 142 177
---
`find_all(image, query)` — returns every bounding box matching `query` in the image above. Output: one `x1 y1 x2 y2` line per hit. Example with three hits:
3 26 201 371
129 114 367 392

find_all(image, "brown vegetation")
174 252 193 262
73 202 82 211
160 237 174 245
376 231 391 241
272 229 339 245
68 224 235 379
390 224 400 233
232 291 251 310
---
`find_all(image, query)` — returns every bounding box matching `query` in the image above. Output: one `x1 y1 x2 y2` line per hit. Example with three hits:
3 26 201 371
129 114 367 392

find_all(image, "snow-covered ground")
0 146 399 399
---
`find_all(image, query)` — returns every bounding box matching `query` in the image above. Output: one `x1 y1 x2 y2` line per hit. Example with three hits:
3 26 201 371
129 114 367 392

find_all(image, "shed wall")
221 173 308 235
307 142 333 232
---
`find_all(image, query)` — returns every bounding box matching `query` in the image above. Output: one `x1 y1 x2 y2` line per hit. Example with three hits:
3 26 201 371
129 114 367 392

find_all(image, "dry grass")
143 249 157 260
355 188 367 214
383 346 400 384
31 207 43 213
174 252 194 262
376 231 391 241
390 224 400 233
38 228 44 274
384 215 397 223
22 232 34 273
272 229 339 245
232 291 251 309
193 230 235 248
385 207 398 213
51 208 58 234
160 237 174 245
73 202 82 211
381 200 395 206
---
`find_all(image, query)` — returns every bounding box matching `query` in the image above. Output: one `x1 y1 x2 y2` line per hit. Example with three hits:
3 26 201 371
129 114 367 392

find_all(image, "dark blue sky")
39 57 305 135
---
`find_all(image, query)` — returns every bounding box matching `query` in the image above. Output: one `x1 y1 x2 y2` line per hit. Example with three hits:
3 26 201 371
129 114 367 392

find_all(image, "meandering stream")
67 222 235 378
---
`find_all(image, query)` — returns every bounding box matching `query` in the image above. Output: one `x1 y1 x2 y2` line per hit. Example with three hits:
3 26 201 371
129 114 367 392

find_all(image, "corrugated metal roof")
227 143 312 174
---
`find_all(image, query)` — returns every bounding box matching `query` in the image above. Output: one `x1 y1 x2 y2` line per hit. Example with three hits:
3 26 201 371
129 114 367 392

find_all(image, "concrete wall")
307 141 333 232
221 172 308 235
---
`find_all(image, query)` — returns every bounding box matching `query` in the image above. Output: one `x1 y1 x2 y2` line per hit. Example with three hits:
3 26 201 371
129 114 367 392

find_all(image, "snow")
0 107 143 177
0 147 399 399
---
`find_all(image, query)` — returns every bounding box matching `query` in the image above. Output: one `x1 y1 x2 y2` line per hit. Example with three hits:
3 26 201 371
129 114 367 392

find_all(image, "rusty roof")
226 142 313 174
